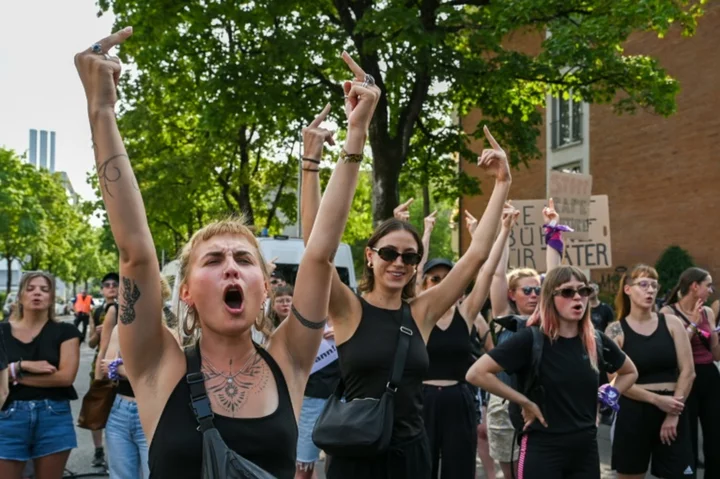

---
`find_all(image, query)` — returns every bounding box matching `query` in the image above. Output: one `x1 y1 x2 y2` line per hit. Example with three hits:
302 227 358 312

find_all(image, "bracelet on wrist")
302 157 320 164
339 148 363 164
302 167 320 173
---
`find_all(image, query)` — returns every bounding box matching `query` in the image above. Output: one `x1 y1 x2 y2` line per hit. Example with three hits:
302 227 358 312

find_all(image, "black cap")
423 258 454 276
271 270 285 280
101 272 119 284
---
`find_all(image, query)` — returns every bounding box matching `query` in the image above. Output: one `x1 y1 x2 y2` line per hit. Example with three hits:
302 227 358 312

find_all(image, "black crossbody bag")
312 302 414 457
185 342 277 479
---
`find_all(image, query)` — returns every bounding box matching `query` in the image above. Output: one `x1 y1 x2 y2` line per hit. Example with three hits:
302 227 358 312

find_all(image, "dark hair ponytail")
664 267 710 307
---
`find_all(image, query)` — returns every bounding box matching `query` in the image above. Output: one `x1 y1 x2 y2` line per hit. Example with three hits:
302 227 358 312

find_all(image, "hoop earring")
368 262 373 268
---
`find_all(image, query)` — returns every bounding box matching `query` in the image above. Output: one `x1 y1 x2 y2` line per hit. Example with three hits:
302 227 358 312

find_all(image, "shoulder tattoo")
605 321 623 341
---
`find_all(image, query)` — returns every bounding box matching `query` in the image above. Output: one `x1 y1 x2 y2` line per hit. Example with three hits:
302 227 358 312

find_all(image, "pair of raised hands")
394 200 521 236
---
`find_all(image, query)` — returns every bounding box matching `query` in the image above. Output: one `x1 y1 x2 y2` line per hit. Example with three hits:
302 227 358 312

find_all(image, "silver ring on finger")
364 73 375 87
91 43 104 55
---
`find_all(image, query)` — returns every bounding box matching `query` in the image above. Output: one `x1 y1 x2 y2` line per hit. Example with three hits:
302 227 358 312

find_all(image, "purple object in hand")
598 384 620 412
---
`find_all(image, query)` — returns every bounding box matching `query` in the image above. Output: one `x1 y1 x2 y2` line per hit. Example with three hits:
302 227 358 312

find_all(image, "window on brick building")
551 95 582 149
553 161 583 174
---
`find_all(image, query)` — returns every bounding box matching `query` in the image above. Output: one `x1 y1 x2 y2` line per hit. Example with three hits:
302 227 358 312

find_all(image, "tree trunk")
371 147 403 225
6 257 12 294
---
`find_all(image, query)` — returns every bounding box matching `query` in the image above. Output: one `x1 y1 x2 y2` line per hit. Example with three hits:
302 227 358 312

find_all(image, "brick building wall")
460 4 720 295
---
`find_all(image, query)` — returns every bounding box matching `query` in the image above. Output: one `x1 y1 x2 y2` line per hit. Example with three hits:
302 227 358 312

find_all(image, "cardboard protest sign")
508 195 612 271
548 171 593 240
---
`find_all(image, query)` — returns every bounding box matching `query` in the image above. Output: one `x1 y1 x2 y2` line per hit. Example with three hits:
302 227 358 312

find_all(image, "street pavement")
51 315 702 479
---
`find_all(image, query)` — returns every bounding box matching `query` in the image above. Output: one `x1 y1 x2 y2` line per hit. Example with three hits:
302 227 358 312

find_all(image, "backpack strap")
185 341 216 433
526 326 544 394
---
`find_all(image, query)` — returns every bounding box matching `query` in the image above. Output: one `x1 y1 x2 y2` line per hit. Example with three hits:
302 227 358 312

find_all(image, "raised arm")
297 104 358 323
272 52 380 377
489 240 512 318
414 209 437 294
75 28 169 383
413 127 511 333
459 205 519 329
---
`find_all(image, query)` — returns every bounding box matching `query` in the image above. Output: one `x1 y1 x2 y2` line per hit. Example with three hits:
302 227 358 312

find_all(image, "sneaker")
92 450 106 468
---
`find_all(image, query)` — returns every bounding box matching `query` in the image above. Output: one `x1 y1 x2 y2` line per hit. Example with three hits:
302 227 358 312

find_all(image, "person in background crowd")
661 267 719 476
100 277 181 479
270 270 287 290
485 198 563 479
270 285 294 329
606 264 696 479
0 272 82 479
76 29 380 477
468 266 638 479
419 204 518 479
391 198 436 297
589 282 614 333
84 271 119 469
0 324 7 408
73 290 94 343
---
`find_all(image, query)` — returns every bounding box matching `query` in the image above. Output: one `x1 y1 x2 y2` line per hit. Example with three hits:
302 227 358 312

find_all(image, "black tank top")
116 378 134 398
148 344 297 478
426 308 473 381
337 297 429 441
621 314 678 384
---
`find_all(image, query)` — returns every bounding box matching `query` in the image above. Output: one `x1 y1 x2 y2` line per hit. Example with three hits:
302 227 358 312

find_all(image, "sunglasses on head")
521 286 541 296
371 247 422 266
553 286 594 299
103 282 118 288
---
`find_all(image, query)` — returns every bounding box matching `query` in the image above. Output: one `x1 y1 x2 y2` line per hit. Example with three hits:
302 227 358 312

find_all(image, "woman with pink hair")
467 266 638 478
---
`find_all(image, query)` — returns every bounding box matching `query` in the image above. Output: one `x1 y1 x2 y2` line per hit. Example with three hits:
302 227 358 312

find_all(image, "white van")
161 236 358 292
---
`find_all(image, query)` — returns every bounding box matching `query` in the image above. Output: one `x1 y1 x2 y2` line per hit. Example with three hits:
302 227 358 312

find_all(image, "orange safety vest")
74 294 93 314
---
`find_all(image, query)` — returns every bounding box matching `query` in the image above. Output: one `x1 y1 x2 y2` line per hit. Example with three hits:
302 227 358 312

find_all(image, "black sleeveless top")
426 308 473 381
116 378 134 398
148 344 297 478
337 297 429 441
620 314 678 385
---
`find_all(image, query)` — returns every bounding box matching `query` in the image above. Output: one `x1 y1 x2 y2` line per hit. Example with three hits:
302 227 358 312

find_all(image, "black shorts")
517 428 600 479
612 392 695 478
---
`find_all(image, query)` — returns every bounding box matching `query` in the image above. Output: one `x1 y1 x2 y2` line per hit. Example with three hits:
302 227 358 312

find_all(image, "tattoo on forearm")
119 277 141 325
97 154 127 198
202 353 268 417
605 321 623 341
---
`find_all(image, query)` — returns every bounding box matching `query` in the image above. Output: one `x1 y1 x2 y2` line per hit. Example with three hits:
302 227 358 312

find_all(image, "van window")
273 264 351 288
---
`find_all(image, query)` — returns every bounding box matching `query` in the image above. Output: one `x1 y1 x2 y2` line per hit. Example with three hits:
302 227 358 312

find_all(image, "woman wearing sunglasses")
484 199 563 478
606 264 695 478
300 120 511 478
467 266 638 479
659 267 719 476
420 205 519 479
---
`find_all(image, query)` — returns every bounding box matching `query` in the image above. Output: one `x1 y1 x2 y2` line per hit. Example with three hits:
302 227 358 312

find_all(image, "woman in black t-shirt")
467 266 638 479
0 272 82 479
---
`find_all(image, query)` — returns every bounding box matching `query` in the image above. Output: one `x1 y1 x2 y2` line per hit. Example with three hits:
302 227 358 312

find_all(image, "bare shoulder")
663 313 685 332
604 321 624 342
703 306 717 327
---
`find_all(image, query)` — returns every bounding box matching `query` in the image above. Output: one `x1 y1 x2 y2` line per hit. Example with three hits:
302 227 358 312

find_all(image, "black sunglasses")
521 286 541 296
103 282 118 288
372 247 422 266
553 286 594 299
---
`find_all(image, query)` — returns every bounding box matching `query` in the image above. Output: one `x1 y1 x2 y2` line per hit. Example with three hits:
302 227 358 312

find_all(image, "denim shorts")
296 396 327 464
0 399 77 461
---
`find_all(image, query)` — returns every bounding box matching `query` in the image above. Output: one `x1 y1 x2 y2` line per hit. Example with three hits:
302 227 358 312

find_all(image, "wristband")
598 384 620 412
339 149 363 164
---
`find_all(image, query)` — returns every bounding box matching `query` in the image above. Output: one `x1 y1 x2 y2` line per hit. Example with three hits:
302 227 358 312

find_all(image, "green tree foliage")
0 147 115 291
655 245 695 298
99 0 705 236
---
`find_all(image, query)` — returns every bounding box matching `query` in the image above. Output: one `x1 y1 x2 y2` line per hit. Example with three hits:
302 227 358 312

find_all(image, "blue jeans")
106 395 149 479
296 396 327 465
0 399 77 461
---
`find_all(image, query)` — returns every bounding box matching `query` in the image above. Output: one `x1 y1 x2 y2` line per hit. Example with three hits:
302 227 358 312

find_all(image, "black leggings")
687 363 720 477
518 428 600 479
326 432 431 479
422 383 477 479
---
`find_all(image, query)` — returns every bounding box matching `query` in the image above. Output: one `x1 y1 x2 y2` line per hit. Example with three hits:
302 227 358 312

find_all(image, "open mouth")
572 304 584 313
223 285 244 312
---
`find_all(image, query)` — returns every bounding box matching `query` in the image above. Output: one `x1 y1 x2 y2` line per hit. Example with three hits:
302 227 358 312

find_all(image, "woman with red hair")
466 266 638 478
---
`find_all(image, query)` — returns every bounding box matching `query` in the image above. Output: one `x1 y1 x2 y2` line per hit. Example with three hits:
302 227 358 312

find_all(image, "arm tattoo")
605 321 623 342
119 277 141 325
202 353 269 417
96 154 127 198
